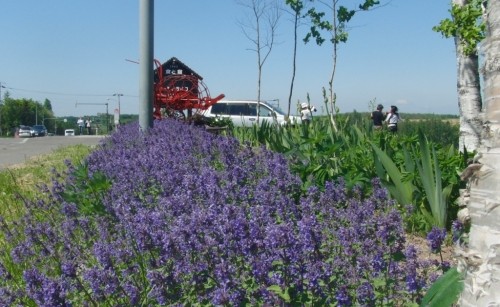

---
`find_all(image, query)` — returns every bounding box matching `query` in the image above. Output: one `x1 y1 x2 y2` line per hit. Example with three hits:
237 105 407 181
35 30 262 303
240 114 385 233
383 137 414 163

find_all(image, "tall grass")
0 145 94 222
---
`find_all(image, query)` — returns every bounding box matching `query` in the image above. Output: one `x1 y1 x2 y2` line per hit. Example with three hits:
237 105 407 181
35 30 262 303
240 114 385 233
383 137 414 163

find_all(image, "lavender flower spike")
426 227 447 253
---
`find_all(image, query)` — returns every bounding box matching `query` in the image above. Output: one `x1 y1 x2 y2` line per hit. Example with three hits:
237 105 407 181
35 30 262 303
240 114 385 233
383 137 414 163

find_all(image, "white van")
204 100 300 127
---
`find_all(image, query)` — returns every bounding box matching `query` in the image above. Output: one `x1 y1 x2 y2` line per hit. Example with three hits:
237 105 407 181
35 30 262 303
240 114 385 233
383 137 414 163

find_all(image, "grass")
0 144 94 222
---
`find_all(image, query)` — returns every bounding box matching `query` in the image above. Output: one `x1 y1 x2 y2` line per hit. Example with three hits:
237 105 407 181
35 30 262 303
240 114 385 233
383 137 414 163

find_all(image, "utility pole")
139 0 154 131
0 82 4 103
0 82 5 136
113 93 123 124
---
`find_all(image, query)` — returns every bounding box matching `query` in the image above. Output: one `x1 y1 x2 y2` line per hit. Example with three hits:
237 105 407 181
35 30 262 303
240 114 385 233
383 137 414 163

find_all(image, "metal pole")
113 93 123 124
106 103 109 134
139 0 154 131
0 82 4 136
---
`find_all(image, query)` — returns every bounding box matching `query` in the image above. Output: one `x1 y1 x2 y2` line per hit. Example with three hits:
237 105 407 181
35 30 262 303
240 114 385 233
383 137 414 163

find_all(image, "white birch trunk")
457 50 483 152
455 0 483 152
459 1 500 305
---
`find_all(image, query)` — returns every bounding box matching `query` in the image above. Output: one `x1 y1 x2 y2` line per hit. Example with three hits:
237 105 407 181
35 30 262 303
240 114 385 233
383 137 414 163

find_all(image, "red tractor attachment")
153 58 224 120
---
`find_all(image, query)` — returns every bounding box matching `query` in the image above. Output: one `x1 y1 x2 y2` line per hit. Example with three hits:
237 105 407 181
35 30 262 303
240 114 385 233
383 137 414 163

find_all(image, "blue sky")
0 0 457 117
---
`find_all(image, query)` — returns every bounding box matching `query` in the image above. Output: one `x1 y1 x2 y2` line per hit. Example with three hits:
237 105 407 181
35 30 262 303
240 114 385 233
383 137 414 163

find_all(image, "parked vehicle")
18 125 32 138
64 129 75 136
204 100 300 127
31 125 47 137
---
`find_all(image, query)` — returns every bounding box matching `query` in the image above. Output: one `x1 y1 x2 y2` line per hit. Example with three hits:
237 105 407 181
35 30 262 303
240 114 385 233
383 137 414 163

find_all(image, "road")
0 135 105 170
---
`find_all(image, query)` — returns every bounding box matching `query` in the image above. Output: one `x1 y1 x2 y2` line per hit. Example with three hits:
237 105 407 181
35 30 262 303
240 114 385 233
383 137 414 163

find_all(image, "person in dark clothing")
371 104 385 130
85 119 91 135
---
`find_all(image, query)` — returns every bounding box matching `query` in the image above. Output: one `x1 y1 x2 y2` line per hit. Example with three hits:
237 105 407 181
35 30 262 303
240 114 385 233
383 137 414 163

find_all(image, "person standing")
85 119 91 135
300 102 317 125
371 104 384 130
77 117 84 135
385 105 401 133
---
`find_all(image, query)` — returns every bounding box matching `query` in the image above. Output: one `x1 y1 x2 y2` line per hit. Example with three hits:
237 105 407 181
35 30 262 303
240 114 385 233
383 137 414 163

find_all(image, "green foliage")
0 97 54 136
304 8 330 45
433 0 485 55
229 115 467 232
0 94 138 136
397 113 459 120
203 116 234 129
0 145 94 219
420 267 464 307
359 0 380 10
337 6 355 23
345 112 460 148
400 118 459 149
371 130 466 232
370 140 416 206
43 98 53 111
285 0 305 13
413 130 451 228
60 162 111 217
0 145 94 238
304 0 381 45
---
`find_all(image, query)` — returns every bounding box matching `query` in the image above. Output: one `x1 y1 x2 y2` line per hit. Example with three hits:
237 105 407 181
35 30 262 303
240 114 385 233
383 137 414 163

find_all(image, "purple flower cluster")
451 219 464 243
426 227 447 253
23 269 69 306
0 120 444 305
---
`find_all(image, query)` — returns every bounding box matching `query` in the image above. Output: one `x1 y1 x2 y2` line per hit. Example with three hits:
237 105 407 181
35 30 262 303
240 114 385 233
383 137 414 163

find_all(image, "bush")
228 115 467 232
0 120 446 305
399 118 459 149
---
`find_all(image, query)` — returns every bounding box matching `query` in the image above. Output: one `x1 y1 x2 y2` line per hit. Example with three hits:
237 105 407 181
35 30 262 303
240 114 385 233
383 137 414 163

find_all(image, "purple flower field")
0 120 444 306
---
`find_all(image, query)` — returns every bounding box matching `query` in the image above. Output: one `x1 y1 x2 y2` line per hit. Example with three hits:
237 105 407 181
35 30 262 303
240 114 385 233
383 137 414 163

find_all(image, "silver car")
18 125 32 137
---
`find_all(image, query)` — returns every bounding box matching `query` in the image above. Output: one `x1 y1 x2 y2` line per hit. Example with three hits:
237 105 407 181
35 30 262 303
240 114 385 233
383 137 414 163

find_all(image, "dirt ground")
407 234 457 265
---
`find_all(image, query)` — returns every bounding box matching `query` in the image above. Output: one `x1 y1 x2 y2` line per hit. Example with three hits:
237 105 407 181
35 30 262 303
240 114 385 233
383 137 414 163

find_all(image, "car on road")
64 129 75 136
18 125 32 138
31 125 48 137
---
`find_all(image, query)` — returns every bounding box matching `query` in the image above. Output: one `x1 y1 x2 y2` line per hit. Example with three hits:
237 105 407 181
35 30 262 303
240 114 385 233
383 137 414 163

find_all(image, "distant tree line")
0 92 54 136
0 92 138 136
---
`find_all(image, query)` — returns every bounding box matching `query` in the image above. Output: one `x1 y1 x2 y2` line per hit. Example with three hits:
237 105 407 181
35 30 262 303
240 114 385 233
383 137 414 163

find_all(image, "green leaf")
414 130 447 227
420 267 464 307
369 141 415 206
373 277 386 288
60 161 111 216
267 285 291 302
419 204 436 231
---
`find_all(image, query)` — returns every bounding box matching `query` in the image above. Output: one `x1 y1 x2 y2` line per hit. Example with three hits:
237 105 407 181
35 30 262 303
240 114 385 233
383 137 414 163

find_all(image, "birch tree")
238 0 282 124
434 0 485 152
304 0 383 133
285 0 309 119
458 0 500 305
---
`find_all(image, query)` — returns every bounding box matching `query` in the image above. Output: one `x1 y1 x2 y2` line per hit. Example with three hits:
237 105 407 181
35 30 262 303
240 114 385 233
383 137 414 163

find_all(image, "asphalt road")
0 135 105 170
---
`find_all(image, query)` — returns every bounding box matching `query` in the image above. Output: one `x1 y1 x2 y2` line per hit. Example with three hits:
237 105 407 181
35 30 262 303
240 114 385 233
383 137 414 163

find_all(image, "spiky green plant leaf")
370 141 416 206
414 130 448 227
420 267 464 307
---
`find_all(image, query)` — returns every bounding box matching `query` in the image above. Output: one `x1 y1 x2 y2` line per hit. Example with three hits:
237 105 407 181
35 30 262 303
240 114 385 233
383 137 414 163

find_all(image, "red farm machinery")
153 57 224 120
